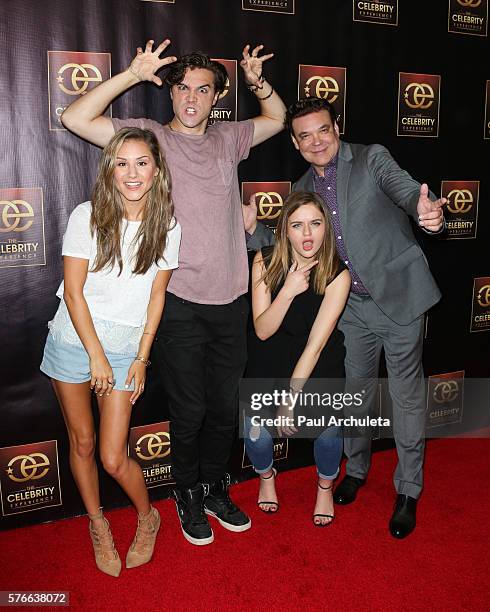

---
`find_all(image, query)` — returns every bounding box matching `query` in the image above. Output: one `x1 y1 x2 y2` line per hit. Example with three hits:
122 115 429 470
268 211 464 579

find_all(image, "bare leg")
98 390 160 568
52 379 121 575
97 390 150 515
52 380 100 515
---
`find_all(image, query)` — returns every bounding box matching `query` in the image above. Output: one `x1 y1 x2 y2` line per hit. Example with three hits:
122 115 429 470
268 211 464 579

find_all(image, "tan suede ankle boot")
126 506 160 569
88 510 121 577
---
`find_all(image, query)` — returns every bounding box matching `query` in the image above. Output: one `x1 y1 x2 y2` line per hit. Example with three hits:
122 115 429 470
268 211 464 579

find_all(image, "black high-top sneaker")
173 484 214 545
203 473 251 532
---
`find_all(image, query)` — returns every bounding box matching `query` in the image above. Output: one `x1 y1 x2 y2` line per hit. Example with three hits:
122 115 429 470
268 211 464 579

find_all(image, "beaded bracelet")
134 356 151 366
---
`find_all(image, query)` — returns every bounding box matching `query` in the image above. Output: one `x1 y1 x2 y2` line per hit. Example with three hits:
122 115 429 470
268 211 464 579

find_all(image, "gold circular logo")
457 0 481 7
304 76 339 103
477 285 490 308
7 453 50 482
403 82 434 109
57 63 103 96
254 192 284 220
0 200 34 233
135 432 170 460
446 189 473 214
433 381 459 404
219 77 230 100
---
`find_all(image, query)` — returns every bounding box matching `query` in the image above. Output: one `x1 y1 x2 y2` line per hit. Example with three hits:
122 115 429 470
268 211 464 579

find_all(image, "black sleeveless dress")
246 246 346 382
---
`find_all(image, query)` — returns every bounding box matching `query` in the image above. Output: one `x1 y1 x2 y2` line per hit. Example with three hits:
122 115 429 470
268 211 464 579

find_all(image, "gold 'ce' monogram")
135 432 170 460
57 63 103 96
7 453 50 483
403 83 435 110
304 76 340 103
457 0 482 7
446 189 473 214
433 381 459 404
219 77 230 100
254 192 284 220
0 200 34 233
477 285 490 308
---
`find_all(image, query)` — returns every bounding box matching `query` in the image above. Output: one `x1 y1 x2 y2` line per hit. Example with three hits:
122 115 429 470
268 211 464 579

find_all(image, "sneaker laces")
187 500 208 525
210 484 238 514
177 487 209 526
217 491 238 513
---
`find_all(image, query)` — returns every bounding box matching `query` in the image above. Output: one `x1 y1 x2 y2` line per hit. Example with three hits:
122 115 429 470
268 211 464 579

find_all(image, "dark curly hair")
165 52 228 95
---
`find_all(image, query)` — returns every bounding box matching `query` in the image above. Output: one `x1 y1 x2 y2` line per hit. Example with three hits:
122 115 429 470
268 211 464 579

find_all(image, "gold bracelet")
143 331 155 336
134 356 151 366
256 85 274 101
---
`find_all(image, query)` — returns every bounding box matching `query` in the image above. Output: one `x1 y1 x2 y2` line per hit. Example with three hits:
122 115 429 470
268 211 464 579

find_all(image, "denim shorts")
40 332 136 391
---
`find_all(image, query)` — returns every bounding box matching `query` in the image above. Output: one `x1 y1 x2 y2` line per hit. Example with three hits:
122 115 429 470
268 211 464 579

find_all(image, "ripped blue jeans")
244 417 342 480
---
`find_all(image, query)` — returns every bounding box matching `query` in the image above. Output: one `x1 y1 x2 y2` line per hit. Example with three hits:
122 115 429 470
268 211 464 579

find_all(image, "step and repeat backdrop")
0 0 488 530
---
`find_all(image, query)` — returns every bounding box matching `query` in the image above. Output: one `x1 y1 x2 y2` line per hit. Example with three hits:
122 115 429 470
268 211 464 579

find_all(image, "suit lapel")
337 141 353 225
296 167 315 192
305 168 315 191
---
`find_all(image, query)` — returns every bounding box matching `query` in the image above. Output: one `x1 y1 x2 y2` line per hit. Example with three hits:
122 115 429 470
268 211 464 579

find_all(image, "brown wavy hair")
90 128 174 275
260 191 339 295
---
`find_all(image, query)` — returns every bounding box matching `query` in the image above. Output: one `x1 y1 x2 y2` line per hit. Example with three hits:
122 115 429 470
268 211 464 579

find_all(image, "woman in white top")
41 127 181 577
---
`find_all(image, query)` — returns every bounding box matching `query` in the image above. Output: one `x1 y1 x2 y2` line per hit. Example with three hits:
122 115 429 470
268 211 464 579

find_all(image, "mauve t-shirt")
112 117 254 304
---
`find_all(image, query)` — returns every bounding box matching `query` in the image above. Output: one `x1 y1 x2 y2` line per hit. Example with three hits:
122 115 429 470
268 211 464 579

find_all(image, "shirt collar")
312 153 339 179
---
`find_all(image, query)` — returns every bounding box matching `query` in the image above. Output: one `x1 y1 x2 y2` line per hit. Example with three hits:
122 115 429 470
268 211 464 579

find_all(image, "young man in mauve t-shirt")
61 39 286 546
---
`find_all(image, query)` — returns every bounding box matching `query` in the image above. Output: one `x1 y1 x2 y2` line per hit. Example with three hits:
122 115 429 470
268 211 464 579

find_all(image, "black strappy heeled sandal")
313 482 335 527
258 468 279 513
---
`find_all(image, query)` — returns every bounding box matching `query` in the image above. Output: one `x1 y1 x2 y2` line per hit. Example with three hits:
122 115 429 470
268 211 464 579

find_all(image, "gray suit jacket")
248 141 441 325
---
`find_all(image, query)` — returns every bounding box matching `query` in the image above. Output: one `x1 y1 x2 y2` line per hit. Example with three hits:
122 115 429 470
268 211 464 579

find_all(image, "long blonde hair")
261 191 339 295
90 127 174 275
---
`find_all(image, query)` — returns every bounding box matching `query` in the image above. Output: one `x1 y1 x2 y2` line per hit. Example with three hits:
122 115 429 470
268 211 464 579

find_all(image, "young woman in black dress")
246 191 350 526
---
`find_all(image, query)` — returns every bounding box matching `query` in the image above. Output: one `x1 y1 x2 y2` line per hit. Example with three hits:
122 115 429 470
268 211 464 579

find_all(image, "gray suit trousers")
338 293 425 499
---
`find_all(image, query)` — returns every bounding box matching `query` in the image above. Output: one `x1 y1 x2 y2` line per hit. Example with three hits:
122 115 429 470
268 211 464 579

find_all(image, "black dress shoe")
389 494 417 539
333 475 365 505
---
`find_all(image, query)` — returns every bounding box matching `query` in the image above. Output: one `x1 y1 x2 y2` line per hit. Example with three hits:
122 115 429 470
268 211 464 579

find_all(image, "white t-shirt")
49 201 181 353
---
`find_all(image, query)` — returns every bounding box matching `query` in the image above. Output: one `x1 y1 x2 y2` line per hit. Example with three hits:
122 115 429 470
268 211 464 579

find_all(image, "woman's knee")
70 432 96 460
100 450 128 478
247 424 273 448
315 428 342 455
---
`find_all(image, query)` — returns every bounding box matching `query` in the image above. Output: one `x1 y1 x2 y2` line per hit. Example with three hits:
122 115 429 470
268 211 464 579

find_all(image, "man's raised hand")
240 44 274 87
128 39 177 86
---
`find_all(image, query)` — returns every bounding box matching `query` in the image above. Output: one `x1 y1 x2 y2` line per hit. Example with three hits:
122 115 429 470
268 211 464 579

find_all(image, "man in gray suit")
247 97 445 538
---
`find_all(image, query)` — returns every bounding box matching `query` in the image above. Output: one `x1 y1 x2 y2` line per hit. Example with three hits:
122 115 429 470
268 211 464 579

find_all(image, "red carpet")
1 438 489 611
